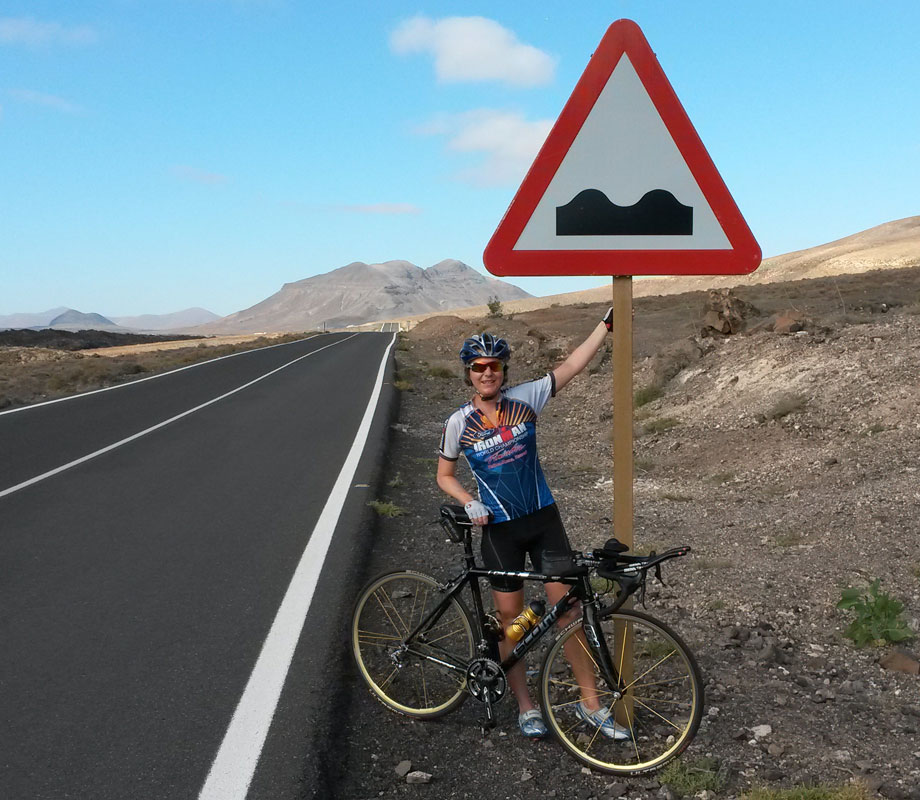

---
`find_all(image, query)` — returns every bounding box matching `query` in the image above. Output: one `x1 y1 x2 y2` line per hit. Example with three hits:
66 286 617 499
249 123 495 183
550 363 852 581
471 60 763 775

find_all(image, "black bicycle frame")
402 536 622 701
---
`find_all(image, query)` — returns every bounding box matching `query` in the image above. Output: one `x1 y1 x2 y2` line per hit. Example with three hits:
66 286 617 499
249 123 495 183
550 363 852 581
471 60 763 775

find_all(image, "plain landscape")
3 219 920 800
332 263 920 800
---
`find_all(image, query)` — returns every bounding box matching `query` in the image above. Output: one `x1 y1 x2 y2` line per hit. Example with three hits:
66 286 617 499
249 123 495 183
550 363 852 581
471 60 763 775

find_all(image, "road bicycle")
350 505 703 774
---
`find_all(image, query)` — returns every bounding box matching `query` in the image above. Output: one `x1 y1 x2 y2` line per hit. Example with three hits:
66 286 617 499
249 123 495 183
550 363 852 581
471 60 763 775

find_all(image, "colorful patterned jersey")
439 374 555 523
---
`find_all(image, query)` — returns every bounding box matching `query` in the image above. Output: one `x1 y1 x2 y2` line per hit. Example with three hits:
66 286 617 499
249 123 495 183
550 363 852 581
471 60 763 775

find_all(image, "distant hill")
201 259 531 333
0 307 70 329
48 310 119 330
111 308 220 331
394 216 920 322
0 307 220 333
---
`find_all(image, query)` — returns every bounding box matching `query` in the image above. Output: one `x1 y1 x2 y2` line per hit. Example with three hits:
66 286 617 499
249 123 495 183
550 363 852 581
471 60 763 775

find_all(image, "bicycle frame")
400 533 622 724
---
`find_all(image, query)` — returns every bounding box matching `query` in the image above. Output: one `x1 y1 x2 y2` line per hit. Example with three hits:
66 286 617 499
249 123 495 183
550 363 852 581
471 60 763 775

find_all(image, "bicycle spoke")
633 696 685 732
547 683 619 706
356 629 402 643
620 649 678 695
378 666 399 690
374 587 410 637
631 694 692 709
632 674 690 691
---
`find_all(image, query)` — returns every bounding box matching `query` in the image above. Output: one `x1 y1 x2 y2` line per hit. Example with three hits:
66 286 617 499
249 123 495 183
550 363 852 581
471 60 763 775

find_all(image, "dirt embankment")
332 267 920 800
0 330 307 409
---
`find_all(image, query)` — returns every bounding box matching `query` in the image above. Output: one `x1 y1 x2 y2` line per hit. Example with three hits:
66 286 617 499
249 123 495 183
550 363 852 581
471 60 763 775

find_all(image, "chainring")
465 658 507 704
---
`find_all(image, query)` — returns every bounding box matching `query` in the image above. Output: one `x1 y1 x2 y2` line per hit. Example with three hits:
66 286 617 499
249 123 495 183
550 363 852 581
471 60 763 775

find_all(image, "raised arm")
551 308 613 393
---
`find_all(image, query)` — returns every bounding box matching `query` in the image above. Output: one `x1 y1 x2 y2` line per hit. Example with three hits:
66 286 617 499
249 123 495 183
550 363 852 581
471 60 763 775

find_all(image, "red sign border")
483 19 761 277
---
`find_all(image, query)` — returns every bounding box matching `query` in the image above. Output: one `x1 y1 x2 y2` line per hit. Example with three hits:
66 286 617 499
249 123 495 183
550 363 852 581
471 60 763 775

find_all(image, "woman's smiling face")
469 358 505 399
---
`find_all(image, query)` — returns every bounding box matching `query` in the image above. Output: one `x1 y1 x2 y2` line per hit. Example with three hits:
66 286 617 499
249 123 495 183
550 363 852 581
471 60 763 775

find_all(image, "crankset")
465 658 507 704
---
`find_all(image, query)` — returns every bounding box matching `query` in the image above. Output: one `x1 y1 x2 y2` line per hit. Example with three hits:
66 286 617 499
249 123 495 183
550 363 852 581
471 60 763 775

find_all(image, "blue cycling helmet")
459 333 511 365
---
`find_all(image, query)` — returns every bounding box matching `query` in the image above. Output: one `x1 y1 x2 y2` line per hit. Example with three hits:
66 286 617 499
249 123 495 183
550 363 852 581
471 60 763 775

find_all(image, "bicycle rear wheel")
539 609 703 774
351 570 475 718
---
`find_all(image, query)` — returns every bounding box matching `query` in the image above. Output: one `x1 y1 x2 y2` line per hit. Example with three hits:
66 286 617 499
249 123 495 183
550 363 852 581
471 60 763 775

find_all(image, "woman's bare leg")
544 581 605 711
491 588 535 713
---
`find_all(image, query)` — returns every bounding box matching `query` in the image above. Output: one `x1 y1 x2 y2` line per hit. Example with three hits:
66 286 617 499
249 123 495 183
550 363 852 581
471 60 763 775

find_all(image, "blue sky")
2 1 918 317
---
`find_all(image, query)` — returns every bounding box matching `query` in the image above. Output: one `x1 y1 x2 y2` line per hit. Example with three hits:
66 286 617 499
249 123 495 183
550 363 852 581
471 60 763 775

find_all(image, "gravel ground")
332 270 920 800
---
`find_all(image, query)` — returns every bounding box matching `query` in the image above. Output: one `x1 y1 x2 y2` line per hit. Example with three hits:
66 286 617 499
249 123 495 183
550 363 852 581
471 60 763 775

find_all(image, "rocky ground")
333 268 920 800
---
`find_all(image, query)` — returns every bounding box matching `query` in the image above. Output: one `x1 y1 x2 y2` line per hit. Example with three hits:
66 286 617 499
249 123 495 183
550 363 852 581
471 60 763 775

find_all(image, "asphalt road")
0 332 397 799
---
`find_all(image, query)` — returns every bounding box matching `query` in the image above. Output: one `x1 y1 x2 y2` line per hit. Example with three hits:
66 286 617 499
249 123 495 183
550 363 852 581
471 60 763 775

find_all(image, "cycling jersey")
439 374 556 523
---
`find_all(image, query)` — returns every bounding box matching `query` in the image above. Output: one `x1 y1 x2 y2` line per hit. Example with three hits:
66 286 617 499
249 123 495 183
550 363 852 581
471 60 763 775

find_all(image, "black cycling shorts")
481 503 571 592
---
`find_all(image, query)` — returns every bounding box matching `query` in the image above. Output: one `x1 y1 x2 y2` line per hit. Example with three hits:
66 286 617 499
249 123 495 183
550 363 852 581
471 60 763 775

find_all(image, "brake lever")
655 563 664 585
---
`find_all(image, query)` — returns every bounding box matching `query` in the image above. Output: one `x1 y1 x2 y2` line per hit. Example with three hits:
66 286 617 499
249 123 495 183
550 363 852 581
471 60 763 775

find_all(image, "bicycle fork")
582 601 623 702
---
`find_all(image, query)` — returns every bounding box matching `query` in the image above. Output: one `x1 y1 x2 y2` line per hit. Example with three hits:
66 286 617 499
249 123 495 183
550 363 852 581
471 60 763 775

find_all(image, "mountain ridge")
198 259 531 334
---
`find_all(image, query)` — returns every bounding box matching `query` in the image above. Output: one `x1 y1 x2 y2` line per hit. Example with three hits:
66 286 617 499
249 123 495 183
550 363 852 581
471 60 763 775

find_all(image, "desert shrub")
643 416 680 434
428 366 455 379
368 500 406 518
764 393 807 420
742 784 871 800
660 757 725 795
486 296 504 317
659 491 693 502
634 384 663 407
634 458 655 475
119 361 148 375
837 579 914 647
393 379 413 391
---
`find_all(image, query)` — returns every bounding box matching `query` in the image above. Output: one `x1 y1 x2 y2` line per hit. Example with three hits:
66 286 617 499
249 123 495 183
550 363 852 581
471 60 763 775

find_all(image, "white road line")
0 334 324 417
0 335 358 499
198 332 396 800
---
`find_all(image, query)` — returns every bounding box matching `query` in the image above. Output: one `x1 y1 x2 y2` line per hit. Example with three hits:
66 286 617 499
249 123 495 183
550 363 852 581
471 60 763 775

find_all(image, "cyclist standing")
437 308 630 740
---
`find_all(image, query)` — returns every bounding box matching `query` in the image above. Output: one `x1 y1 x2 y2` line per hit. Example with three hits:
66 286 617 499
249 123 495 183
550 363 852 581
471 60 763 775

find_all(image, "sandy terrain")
77 332 288 357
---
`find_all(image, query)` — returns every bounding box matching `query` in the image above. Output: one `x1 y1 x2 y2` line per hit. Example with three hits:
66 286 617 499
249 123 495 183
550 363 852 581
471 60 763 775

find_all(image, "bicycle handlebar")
577 545 691 572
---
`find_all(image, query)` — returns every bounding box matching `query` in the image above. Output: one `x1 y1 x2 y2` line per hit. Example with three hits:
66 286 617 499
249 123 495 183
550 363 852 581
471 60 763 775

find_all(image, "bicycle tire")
351 570 476 718
539 609 703 774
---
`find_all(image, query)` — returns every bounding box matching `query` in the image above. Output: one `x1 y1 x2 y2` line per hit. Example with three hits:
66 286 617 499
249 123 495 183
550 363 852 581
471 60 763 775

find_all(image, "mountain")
201 259 531 333
48 310 120 330
0 307 70 329
111 308 220 331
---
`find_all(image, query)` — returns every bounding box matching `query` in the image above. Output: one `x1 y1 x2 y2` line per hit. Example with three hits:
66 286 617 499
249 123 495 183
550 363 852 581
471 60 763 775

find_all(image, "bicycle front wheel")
539 609 703 774
351 570 475 718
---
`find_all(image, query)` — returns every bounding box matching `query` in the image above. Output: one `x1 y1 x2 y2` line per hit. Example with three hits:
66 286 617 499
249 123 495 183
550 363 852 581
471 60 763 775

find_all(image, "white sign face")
513 55 731 252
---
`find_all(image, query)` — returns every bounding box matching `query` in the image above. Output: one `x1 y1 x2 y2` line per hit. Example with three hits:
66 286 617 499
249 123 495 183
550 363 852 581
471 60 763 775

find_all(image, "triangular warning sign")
484 19 761 277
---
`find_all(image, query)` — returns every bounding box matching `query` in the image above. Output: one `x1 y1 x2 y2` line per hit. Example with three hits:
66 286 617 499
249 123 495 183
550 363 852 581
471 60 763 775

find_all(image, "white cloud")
7 89 83 114
340 203 421 215
0 17 98 47
170 165 229 186
390 16 555 87
418 109 552 186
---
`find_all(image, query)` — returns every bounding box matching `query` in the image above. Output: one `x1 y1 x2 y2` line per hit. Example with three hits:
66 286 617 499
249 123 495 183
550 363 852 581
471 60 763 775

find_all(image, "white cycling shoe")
575 701 632 741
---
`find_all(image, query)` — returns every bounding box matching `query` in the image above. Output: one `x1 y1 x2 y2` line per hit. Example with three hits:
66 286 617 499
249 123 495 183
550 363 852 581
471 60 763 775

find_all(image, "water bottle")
505 600 546 642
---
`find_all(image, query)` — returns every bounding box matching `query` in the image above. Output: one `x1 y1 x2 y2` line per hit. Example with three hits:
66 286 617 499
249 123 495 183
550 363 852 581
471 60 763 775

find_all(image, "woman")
437 308 630 740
